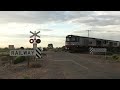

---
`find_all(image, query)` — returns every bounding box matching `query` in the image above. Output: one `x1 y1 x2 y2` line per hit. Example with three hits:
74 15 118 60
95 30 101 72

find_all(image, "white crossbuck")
89 47 107 54
10 48 42 58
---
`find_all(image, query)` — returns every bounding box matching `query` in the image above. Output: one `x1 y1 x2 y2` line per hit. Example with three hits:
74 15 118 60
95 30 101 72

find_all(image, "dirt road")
40 51 120 79
0 51 120 79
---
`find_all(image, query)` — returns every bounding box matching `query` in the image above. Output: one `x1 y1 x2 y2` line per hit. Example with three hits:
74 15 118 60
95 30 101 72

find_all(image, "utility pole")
86 30 91 48
86 30 91 37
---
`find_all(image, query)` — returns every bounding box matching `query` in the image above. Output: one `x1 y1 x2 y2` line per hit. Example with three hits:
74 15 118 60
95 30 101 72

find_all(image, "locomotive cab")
66 35 79 42
65 35 79 50
65 35 88 52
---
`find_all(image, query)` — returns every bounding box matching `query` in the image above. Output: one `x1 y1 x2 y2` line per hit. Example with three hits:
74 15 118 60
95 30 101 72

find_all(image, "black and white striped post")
89 47 107 59
36 48 42 59
89 47 93 55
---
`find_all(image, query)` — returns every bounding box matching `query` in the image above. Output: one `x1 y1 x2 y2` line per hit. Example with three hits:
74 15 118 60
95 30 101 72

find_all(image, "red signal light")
36 39 41 43
29 39 34 43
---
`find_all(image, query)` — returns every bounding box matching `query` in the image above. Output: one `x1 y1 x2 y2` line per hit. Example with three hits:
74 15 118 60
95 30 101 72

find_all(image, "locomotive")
65 35 120 52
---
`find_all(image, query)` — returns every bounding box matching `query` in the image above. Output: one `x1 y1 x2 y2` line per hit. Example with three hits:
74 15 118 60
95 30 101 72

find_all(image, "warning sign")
10 50 36 56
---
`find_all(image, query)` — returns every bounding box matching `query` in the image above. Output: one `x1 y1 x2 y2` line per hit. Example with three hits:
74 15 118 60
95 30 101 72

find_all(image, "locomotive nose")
65 42 71 45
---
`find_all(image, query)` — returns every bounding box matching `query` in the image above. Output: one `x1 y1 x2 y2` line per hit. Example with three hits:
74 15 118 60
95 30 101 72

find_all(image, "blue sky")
0 11 120 48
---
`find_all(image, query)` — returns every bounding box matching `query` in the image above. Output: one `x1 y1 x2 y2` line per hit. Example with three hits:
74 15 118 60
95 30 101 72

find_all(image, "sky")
0 11 120 48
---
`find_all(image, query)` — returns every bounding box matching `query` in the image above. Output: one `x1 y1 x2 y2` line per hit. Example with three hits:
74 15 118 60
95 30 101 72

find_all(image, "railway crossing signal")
9 31 42 67
30 31 42 61
29 31 41 49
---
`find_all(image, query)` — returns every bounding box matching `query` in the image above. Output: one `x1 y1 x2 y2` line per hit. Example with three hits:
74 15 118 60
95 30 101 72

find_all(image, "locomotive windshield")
66 37 75 42
66 36 79 42
66 37 71 41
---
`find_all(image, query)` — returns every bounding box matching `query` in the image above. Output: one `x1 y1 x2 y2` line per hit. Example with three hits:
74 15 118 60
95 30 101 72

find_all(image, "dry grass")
0 56 9 61
30 63 42 68
23 76 31 79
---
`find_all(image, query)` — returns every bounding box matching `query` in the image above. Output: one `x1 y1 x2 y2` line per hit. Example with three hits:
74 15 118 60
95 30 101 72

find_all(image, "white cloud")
1 11 120 48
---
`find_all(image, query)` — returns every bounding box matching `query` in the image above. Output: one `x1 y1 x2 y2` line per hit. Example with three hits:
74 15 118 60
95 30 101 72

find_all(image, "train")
65 35 120 53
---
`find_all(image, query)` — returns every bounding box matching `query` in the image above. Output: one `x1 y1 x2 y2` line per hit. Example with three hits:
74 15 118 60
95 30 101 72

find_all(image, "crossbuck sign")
30 31 40 38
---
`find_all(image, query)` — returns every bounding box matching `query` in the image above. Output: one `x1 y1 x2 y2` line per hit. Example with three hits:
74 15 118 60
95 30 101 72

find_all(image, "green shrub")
13 56 26 64
112 54 119 60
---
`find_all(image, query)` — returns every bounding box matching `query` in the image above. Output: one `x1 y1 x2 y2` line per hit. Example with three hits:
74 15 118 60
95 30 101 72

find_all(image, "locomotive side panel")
79 37 85 46
88 38 96 47
102 40 109 47
112 41 120 47
84 38 89 47
65 42 80 46
65 35 120 53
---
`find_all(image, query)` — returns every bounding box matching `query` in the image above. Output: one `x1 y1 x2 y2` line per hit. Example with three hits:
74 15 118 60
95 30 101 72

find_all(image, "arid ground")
0 51 120 79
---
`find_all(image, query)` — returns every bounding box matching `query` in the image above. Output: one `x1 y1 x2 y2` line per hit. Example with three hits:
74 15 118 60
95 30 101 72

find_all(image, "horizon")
1 11 120 48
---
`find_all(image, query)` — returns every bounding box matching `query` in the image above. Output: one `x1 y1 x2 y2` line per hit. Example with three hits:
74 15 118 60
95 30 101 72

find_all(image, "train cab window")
66 38 70 41
103 40 108 44
66 37 76 42
89 41 92 44
114 42 117 46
